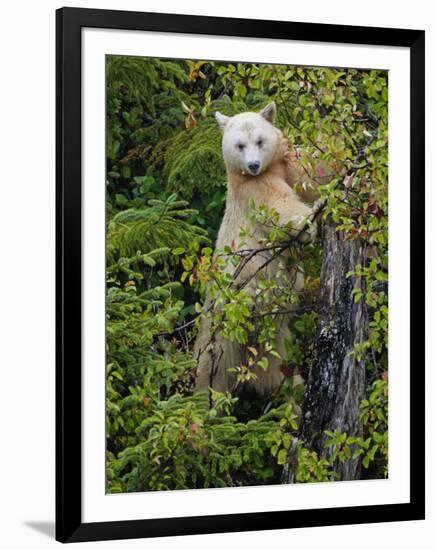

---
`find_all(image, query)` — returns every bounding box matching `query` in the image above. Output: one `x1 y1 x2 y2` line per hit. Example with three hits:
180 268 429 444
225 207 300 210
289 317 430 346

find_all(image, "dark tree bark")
283 225 367 483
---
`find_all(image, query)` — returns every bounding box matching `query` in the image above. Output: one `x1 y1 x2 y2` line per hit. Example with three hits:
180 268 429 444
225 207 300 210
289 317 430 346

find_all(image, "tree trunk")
283 225 367 483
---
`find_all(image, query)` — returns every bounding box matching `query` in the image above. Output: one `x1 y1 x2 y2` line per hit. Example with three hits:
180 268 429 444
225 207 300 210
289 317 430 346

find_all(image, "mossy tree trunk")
283 225 367 483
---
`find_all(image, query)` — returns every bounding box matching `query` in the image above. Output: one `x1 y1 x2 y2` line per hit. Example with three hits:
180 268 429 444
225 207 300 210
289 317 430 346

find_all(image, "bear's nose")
247 161 261 174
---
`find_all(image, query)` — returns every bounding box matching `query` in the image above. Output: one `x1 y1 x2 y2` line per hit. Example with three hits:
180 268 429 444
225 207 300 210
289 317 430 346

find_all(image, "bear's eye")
256 138 263 147
237 143 245 151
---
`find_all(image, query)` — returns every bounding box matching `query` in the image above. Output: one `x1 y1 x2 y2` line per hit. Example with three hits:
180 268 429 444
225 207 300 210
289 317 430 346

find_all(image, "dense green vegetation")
106 55 388 492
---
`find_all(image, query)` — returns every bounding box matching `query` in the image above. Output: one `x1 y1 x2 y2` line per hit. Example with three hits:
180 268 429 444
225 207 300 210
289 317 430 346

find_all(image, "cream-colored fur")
194 103 317 395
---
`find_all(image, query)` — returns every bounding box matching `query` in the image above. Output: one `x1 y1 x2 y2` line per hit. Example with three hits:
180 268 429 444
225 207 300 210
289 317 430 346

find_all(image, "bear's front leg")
273 195 320 244
296 198 324 243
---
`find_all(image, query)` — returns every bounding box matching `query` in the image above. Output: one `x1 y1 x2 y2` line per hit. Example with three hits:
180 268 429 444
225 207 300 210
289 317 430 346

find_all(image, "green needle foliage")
107 194 208 262
106 55 389 492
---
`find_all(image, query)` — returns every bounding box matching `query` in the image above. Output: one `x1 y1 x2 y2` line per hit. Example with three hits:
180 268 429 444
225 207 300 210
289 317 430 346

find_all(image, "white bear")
194 102 318 396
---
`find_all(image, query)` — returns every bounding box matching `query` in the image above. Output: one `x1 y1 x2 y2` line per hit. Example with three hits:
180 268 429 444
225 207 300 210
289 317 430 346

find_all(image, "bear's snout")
247 161 261 175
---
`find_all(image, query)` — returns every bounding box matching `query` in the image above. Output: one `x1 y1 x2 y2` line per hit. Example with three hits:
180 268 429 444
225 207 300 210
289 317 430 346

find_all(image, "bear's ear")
215 111 230 131
260 102 277 124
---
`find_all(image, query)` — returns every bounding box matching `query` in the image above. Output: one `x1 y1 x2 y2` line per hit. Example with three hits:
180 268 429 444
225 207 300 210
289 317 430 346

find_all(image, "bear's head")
215 102 282 177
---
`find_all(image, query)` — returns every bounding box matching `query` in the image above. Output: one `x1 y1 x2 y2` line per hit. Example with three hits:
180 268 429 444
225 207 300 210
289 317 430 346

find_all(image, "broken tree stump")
283 224 367 483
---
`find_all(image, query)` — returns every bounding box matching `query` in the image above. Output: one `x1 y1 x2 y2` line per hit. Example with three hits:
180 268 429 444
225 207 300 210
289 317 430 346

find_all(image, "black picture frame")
56 6 425 543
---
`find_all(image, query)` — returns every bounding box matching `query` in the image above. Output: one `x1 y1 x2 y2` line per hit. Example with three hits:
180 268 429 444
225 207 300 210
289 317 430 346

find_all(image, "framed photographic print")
56 7 425 543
